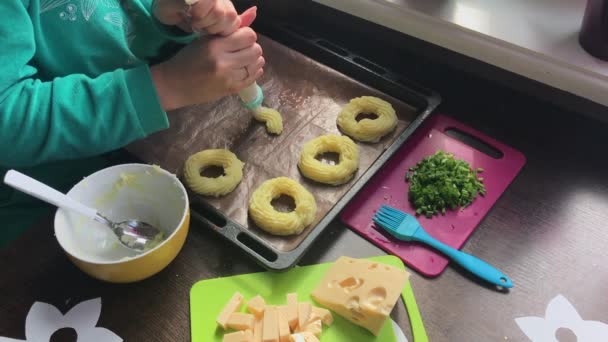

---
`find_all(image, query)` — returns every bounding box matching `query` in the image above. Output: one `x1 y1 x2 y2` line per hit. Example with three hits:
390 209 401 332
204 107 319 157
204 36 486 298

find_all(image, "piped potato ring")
249 177 317 236
298 135 360 185
253 106 283 135
183 149 244 197
337 96 398 142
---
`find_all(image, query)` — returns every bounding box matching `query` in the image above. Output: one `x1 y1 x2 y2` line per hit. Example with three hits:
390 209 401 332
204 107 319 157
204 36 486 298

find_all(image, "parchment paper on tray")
127 35 418 253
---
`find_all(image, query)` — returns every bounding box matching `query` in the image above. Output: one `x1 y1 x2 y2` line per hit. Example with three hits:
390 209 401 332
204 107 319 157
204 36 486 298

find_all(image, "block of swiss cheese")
311 256 409 335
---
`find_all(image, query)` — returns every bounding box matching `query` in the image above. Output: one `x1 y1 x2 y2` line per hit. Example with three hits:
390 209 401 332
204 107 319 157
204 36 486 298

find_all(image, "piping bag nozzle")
238 82 264 111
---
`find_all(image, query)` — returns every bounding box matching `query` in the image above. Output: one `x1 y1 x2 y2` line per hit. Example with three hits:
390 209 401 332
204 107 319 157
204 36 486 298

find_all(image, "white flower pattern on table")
0 298 122 342
515 295 608 342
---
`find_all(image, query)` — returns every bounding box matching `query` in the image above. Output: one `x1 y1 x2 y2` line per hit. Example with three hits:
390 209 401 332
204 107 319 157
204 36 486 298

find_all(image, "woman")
0 0 264 247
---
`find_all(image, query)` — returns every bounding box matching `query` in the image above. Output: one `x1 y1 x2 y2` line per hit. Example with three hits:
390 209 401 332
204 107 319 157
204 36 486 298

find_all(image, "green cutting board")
190 255 426 342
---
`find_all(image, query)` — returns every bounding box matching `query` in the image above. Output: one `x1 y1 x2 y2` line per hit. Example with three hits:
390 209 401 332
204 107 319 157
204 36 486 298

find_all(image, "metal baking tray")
126 31 440 271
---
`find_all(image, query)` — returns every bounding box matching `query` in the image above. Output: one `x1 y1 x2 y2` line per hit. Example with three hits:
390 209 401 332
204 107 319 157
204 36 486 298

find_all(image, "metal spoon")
3 170 164 252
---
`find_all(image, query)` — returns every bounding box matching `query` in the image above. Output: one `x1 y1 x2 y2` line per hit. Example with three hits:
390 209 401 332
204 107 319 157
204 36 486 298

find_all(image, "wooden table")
2 97 608 341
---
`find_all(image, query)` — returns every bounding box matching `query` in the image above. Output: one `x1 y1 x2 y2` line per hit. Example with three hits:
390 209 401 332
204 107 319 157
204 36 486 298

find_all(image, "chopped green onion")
405 150 486 218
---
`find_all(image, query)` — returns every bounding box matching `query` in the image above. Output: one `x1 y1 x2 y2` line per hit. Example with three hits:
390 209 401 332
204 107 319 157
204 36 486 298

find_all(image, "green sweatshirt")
0 0 195 247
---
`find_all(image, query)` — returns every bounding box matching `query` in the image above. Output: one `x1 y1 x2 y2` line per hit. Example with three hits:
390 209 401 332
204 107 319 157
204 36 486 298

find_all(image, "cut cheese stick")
277 306 291 342
223 330 253 342
288 332 319 342
303 319 322 337
218 292 245 329
227 313 255 331
262 306 279 342
293 317 321 336
286 293 298 329
288 334 305 342
311 307 333 326
253 317 263 342
247 295 266 318
297 303 311 331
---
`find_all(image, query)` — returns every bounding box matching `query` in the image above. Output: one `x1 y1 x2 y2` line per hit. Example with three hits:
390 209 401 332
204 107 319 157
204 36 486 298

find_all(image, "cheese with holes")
288 332 319 342
223 330 253 342
311 256 409 335
218 292 245 329
263 306 279 342
297 303 311 330
227 313 255 331
247 295 266 318
277 306 291 342
311 307 333 326
253 317 263 342
286 293 298 329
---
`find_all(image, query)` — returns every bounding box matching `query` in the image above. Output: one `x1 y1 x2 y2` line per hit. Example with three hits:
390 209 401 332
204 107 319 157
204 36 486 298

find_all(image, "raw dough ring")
298 134 360 185
337 96 398 142
183 149 244 197
249 177 317 236
253 106 283 135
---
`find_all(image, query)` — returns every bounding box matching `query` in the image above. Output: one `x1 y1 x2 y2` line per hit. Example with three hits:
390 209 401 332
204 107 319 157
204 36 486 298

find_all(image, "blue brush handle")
412 228 513 288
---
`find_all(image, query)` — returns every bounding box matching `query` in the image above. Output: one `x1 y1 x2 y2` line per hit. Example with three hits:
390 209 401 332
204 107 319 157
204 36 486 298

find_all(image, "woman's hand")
154 0 256 36
151 27 265 110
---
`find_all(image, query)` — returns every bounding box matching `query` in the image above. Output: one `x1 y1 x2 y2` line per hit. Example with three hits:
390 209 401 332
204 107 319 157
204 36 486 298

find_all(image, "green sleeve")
146 0 199 44
0 1 169 168
151 17 199 44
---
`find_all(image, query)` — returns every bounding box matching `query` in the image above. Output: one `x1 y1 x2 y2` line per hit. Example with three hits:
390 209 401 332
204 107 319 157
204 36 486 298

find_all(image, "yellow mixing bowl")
54 164 190 283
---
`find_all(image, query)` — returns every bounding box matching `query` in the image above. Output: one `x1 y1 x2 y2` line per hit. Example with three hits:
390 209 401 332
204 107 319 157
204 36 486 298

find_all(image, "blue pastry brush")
373 205 513 288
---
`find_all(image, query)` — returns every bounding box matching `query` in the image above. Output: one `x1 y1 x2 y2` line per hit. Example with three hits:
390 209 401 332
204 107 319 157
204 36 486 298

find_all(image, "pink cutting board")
340 114 526 277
